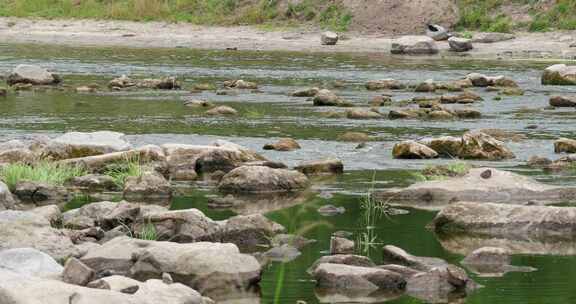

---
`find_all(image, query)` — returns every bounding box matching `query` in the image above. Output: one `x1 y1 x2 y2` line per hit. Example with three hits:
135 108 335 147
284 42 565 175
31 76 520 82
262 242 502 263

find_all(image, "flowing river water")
1 43 576 303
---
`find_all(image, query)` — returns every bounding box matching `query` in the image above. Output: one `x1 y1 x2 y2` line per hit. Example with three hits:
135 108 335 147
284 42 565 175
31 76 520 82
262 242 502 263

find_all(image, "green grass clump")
103 155 143 188
413 162 471 182
0 161 87 191
137 220 158 240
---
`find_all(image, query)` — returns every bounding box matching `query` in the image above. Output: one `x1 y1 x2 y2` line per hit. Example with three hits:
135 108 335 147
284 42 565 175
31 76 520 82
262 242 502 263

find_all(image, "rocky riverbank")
1 17 576 61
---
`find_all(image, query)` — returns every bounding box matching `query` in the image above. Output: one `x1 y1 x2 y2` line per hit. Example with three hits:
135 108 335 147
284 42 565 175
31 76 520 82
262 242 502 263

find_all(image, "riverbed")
1 43 576 303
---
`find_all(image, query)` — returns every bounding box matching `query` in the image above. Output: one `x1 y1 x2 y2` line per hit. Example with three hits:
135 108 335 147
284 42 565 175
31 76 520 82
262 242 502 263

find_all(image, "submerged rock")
542 64 576 85
374 168 576 209
223 79 258 89
6 64 61 86
391 36 438 55
337 132 373 142
218 166 309 193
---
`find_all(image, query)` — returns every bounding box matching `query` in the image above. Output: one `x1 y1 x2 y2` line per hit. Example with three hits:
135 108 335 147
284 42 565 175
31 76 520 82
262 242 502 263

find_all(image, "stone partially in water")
365 79 404 90
550 96 576 107
392 140 438 159
554 138 576 153
262 138 301 151
374 168 576 209
6 64 61 86
431 202 576 241
458 130 515 160
218 166 309 193
123 171 172 202
330 236 354 255
313 89 341 106
317 204 346 216
0 181 15 210
205 105 238 116
542 64 576 85
313 263 406 291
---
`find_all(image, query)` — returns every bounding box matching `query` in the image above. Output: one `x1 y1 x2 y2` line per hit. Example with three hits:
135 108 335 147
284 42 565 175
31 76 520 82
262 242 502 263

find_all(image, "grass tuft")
0 161 87 191
103 155 143 188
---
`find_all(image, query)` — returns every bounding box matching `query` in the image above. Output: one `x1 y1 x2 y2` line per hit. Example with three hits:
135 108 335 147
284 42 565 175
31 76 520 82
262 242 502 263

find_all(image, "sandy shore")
0 17 575 61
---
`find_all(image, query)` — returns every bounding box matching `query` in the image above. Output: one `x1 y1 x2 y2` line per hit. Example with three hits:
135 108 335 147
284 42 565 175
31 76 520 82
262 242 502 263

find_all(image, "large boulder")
458 131 515 160
44 131 132 160
308 254 376 273
392 140 438 159
218 166 309 193
82 237 261 295
0 268 203 304
312 263 406 291
162 142 265 177
132 208 221 243
88 275 203 304
6 64 61 86
0 181 15 210
432 202 576 242
0 248 63 278
391 36 438 55
542 64 576 85
0 210 77 260
374 168 576 209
